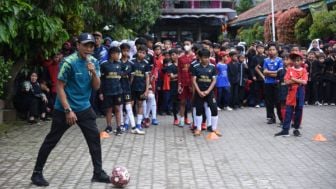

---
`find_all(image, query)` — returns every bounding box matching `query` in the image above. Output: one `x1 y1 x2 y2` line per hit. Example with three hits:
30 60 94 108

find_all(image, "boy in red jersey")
275 52 308 137
177 38 195 126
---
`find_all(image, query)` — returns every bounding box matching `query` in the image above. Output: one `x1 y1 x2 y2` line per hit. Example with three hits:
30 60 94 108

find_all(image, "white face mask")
184 45 191 52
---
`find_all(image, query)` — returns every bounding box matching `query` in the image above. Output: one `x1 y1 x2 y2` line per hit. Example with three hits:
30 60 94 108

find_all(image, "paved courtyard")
0 106 335 189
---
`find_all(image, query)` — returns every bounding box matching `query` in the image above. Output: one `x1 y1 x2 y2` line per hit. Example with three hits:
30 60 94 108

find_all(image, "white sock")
126 103 135 127
120 104 124 126
196 116 202 130
211 116 218 130
192 107 196 125
180 116 184 123
204 103 211 126
149 93 157 119
143 100 148 118
137 114 143 125
145 97 152 118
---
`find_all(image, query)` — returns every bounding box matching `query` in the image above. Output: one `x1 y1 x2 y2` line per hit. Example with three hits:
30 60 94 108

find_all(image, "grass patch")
0 120 25 136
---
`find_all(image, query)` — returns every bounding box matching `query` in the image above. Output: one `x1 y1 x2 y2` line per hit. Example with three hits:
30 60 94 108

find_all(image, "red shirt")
178 53 195 87
284 66 308 106
43 60 59 93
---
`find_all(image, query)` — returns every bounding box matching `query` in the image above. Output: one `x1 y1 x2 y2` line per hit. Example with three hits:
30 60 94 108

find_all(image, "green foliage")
237 23 264 45
295 15 312 46
308 9 336 40
0 57 13 99
236 0 254 14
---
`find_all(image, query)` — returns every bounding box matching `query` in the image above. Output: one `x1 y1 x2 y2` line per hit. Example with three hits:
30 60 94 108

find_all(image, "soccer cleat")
330 103 335 106
194 130 201 136
274 130 290 137
255 105 260 108
131 127 145 135
226 106 233 111
293 129 301 137
184 118 192 125
91 170 110 183
213 130 222 137
201 122 207 130
152 119 159 125
104 126 113 134
143 118 150 128
31 171 49 186
173 119 179 126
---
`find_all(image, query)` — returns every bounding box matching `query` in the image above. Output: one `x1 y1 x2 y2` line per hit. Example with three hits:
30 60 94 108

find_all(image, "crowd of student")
15 32 336 137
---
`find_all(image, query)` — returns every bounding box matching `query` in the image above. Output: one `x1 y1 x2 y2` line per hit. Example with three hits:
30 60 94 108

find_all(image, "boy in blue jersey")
263 43 283 124
31 33 110 186
216 51 232 110
99 47 123 136
131 45 150 134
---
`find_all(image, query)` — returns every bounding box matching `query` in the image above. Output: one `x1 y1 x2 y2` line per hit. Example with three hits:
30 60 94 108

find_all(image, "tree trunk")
5 59 26 109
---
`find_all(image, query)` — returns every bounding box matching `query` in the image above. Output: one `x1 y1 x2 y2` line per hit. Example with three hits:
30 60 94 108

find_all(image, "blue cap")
78 33 95 44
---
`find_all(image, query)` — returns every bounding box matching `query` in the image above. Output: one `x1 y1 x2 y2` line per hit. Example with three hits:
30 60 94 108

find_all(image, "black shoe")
104 126 113 133
28 119 37 125
91 170 110 183
31 171 49 186
274 130 290 137
166 111 172 116
41 117 51 121
293 129 301 137
207 126 213 132
267 118 276 124
115 127 123 136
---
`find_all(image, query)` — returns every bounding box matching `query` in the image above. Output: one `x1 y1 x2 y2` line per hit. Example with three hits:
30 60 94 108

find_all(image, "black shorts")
122 93 132 103
102 94 122 109
132 91 147 101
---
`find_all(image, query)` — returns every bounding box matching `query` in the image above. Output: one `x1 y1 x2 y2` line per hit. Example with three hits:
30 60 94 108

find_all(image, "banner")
309 0 328 20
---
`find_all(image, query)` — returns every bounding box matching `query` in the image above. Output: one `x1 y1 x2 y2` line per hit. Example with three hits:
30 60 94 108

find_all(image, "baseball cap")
78 33 95 44
289 52 304 59
92 31 103 37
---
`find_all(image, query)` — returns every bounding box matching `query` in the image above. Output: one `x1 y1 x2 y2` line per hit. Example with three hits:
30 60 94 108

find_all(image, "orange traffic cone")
206 132 219 140
100 131 110 139
313 133 327 142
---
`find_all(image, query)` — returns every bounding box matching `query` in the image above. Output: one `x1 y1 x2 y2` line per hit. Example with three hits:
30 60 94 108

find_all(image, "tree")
0 0 162 106
294 15 312 46
236 0 254 14
308 9 336 40
237 23 264 45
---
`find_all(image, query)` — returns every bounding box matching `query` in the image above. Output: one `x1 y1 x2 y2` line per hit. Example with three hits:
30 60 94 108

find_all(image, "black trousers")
29 97 46 118
33 108 103 174
264 83 282 121
230 83 239 107
195 92 218 116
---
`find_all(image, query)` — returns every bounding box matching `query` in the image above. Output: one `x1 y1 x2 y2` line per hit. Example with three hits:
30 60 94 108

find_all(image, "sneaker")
255 105 260 108
194 130 201 136
131 127 145 135
315 101 322 106
267 118 276 124
173 119 179 126
217 107 221 111
91 170 110 183
226 107 233 111
104 126 113 133
28 119 37 125
190 124 196 131
293 129 301 137
40 117 51 121
115 127 123 136
274 130 290 137
152 119 159 125
213 130 222 137
331 103 336 106
207 126 213 132
184 118 192 125
323 102 328 106
121 124 129 132
31 171 49 186
201 122 207 130
179 120 184 127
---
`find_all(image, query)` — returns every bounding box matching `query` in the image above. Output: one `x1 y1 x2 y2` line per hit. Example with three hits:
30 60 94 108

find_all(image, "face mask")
184 45 191 52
